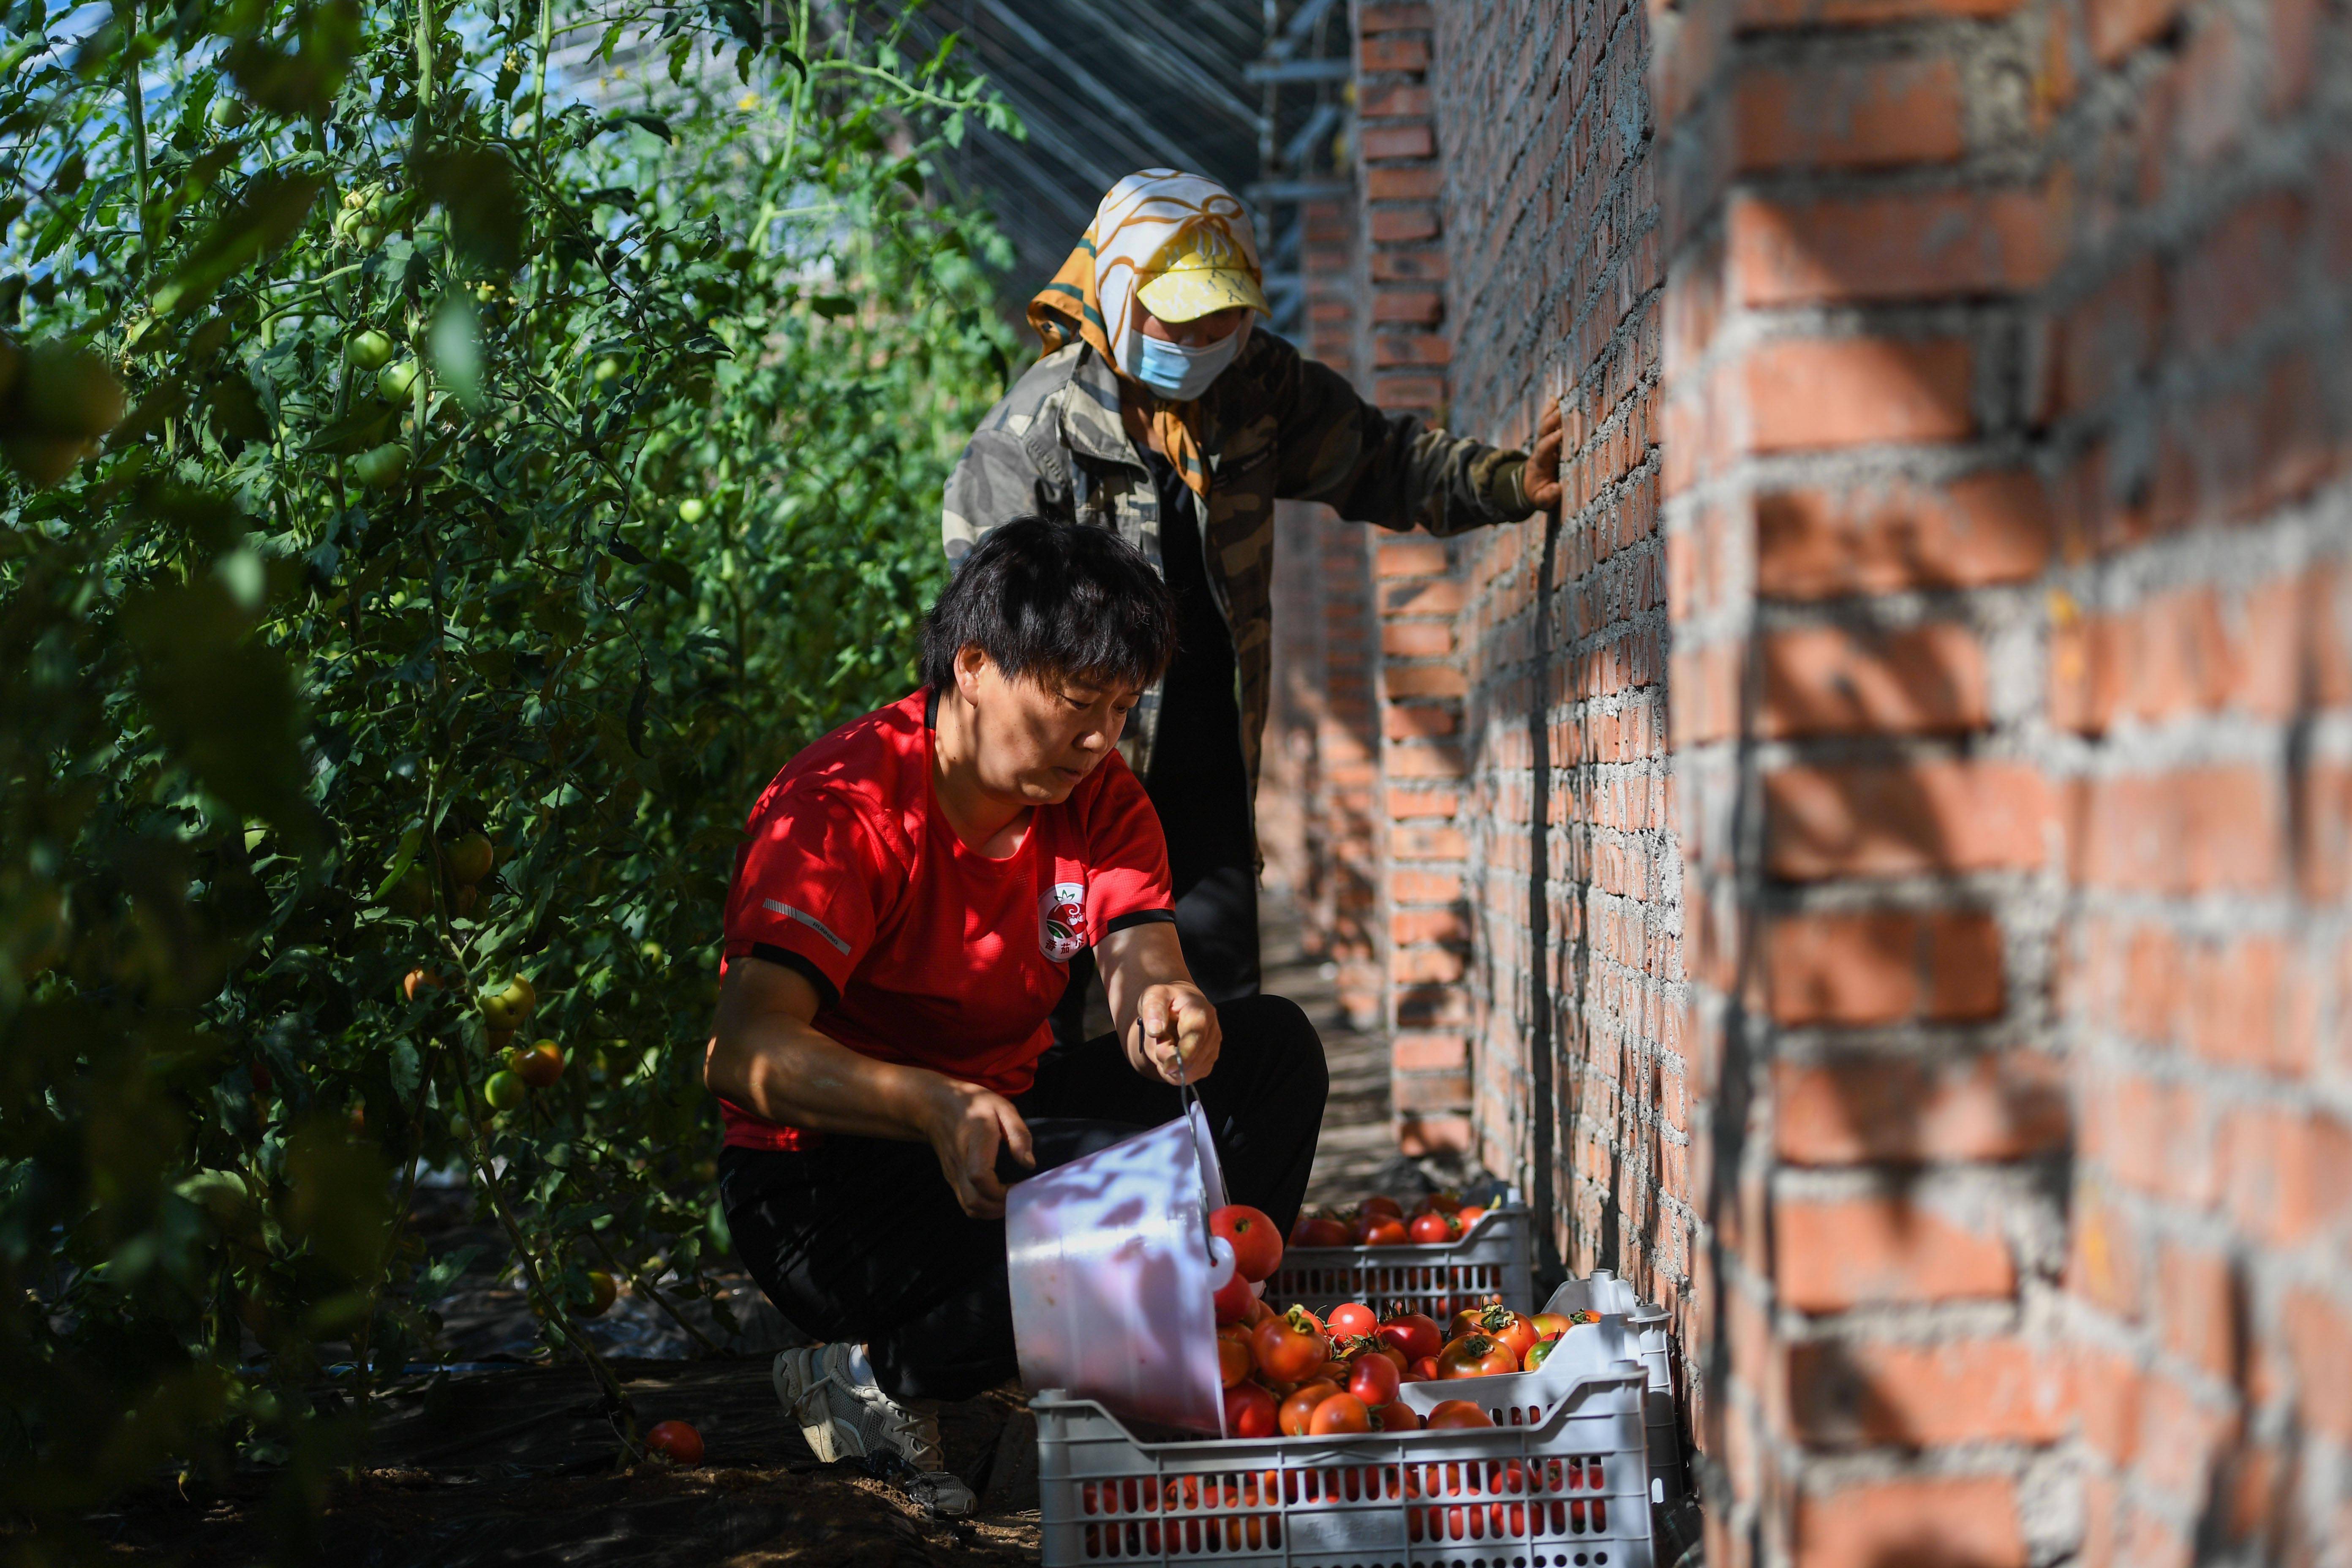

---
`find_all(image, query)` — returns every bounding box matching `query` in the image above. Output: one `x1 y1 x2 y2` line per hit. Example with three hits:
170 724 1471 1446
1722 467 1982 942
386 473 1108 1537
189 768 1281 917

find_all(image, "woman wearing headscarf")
943 169 1562 1030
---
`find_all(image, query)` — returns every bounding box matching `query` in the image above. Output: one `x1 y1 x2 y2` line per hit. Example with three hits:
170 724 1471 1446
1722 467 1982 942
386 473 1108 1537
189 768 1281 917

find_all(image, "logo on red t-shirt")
1039 882 1088 963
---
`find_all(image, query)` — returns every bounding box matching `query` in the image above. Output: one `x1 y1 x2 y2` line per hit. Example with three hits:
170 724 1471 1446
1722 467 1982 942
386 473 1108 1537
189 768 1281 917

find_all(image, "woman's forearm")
705 1002 947 1142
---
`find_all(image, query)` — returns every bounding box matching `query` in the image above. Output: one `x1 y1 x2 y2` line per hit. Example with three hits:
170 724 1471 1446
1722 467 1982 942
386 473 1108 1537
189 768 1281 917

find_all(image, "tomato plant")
0 0 1017 1541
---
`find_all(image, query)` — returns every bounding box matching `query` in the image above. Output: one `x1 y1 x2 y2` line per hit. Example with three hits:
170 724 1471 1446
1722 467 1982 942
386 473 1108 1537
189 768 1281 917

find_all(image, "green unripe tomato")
483 1070 528 1112
593 356 622 384
350 441 410 490
376 358 423 403
676 497 707 524
346 329 395 371
208 96 249 129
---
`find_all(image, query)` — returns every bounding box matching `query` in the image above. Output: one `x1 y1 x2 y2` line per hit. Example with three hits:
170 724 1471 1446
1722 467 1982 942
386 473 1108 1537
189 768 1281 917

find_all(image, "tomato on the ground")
644 1420 703 1465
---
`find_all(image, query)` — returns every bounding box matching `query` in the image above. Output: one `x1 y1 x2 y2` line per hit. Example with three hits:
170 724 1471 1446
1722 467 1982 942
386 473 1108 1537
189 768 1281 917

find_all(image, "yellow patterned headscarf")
1029 170 1264 499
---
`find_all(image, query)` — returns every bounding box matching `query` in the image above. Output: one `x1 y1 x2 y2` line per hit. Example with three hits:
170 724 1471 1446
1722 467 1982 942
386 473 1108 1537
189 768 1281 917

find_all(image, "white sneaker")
771 1344 977 1518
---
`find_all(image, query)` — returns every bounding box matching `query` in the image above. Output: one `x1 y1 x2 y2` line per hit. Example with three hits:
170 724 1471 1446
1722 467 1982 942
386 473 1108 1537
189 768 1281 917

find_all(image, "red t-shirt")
717 689 1174 1150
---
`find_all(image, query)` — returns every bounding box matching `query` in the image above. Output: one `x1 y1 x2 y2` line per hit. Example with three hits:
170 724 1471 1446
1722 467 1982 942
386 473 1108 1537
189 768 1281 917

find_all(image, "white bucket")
1004 1103 1231 1435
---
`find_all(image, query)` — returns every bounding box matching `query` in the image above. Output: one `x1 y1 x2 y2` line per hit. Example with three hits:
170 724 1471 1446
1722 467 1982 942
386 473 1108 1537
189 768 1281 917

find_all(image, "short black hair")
921 517 1177 694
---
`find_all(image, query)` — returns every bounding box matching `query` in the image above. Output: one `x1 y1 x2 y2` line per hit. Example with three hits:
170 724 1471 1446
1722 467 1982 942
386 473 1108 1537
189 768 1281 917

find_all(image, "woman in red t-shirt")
704 519 1328 1516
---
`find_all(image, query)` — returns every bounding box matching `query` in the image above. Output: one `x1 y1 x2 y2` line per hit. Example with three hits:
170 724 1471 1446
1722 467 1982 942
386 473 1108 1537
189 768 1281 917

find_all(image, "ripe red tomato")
644 1419 703 1466
1436 1334 1520 1379
1307 1393 1372 1435
1291 1214 1353 1248
1371 1344 1409 1374
1245 1295 1277 1327
1529 1312 1572 1342
1424 1399 1493 1430
1447 1305 1492 1339
1213 1270 1258 1325
1478 1307 1537 1363
1326 1301 1378 1339
1279 1380 1342 1437
1359 1195 1405 1222
1252 1308 1331 1384
1361 1217 1409 1247
1348 1352 1401 1409
1218 1333 1254 1388
1409 1210 1463 1245
1411 1188 1462 1217
1210 1204 1284 1282
514 1040 565 1089
1225 1381 1278 1439
1377 1399 1424 1431
1407 1356 1439 1381
1377 1312 1444 1362
1454 1205 1486 1229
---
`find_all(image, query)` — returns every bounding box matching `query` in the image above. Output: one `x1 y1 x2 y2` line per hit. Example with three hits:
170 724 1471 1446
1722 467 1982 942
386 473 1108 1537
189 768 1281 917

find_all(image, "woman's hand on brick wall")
1525 399 1564 513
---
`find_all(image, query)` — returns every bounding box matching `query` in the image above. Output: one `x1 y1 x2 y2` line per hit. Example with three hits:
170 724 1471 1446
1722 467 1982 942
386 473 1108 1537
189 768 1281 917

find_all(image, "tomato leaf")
150 173 324 315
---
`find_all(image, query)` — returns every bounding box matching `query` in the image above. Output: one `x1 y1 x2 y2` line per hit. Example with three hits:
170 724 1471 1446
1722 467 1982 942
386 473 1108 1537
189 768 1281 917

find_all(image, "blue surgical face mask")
1128 326 1243 401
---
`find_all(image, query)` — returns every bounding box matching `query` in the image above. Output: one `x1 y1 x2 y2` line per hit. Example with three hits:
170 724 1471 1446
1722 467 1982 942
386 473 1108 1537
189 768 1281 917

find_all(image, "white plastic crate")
1544 1274 1684 1508
1398 1275 1687 1512
1034 1361 1655 1568
1267 1195 1535 1321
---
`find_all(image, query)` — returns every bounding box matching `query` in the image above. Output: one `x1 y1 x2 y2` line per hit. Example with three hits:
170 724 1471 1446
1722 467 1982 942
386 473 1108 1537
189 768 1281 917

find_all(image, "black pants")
1048 689 1261 1048
721 994 1328 1403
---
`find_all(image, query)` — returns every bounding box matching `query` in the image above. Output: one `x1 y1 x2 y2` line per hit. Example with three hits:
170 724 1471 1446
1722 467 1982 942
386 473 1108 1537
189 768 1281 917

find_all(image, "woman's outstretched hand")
1525 398 1565 513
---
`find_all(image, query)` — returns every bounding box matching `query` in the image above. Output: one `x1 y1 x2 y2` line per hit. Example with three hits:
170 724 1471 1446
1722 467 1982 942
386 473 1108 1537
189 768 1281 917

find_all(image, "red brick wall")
1403 0 1694 1348
1250 0 2352 1553
1353 0 1484 1141
1657 0 2352 1547
1266 188 1388 1027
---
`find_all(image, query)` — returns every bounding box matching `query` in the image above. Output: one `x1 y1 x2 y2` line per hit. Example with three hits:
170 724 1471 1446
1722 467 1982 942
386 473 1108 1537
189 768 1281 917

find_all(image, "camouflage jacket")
941 329 1532 789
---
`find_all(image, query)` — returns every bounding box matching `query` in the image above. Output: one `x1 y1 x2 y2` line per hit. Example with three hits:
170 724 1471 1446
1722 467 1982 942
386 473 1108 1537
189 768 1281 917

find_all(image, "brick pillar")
1266 184 1379 991
1648 0 2352 1549
1352 0 1474 1152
